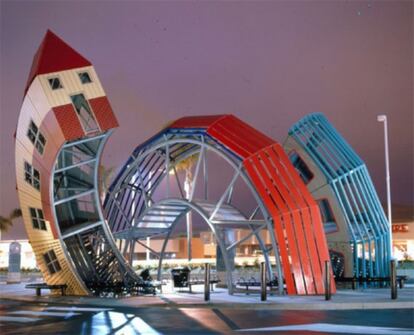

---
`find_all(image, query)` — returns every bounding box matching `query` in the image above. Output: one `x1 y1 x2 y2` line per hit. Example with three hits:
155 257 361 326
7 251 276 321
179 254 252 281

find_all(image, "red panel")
89 96 119 131
53 104 84 141
248 154 307 294
272 145 336 293
25 30 91 94
243 158 296 294
259 151 316 294
169 115 226 129
243 143 335 295
207 115 274 158
266 147 325 293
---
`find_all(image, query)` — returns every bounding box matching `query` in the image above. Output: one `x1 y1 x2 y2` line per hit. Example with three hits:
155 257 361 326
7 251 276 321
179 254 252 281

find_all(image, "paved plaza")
1 279 413 334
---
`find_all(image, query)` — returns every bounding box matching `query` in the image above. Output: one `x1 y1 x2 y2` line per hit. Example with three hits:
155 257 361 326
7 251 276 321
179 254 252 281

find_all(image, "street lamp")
377 114 393 258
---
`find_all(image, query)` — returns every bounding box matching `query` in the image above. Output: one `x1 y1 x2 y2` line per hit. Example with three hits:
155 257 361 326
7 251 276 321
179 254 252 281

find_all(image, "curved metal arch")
147 198 236 293
105 131 284 294
51 131 141 294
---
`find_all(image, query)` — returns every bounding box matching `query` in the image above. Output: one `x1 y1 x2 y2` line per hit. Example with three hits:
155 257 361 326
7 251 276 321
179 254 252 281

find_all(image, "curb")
1 295 413 311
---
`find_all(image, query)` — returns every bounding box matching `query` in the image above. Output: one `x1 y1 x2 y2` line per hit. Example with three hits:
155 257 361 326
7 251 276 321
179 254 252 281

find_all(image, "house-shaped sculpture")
284 113 390 279
15 30 140 295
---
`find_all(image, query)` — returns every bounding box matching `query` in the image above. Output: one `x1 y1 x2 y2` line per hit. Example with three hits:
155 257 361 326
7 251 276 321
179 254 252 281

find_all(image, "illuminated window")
43 250 61 274
317 199 338 234
78 72 92 84
27 120 46 154
289 151 313 184
48 77 63 90
30 207 46 231
70 94 99 133
24 162 40 191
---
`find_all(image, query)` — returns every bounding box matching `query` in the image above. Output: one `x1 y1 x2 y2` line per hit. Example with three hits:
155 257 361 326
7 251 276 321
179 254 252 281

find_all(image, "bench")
335 276 408 289
25 283 67 296
187 279 220 293
236 277 279 294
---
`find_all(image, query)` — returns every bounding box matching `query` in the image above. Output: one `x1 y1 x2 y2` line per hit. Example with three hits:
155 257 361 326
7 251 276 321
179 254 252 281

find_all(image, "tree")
0 208 22 239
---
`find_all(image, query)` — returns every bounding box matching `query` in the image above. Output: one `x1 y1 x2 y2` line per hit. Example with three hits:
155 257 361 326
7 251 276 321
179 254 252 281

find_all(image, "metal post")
204 263 210 301
325 260 331 301
146 237 150 262
390 259 397 300
260 262 267 301
377 115 393 259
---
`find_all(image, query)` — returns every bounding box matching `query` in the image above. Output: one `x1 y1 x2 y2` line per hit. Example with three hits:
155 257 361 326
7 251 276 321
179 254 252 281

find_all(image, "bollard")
260 262 267 301
390 259 397 300
204 263 210 301
324 260 331 301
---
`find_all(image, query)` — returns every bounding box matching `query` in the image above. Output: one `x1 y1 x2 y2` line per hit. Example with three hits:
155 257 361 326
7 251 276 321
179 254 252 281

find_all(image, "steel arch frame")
286 113 390 279
104 132 283 294
51 131 142 294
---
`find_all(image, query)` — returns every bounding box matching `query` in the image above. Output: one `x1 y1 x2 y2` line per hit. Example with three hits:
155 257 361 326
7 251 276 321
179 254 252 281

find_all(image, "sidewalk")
1 281 413 311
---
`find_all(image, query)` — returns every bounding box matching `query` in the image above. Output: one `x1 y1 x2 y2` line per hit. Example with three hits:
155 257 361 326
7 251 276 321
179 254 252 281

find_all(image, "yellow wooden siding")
15 145 42 203
15 80 91 296
30 239 88 295
16 182 88 295
20 202 52 240
15 98 60 174
25 79 64 150
38 66 105 108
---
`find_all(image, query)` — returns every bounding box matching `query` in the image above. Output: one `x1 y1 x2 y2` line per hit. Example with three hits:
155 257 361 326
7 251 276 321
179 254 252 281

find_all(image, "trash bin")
140 268 152 281
171 267 190 288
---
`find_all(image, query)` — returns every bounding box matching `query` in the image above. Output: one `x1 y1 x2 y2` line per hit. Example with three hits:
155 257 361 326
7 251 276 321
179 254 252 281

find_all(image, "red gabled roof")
25 30 91 94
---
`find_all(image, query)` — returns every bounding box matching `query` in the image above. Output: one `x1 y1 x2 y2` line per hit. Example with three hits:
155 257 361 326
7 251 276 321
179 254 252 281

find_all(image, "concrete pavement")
1 280 413 311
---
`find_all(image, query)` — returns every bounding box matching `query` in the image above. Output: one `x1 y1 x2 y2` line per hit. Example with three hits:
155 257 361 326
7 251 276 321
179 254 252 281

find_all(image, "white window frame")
43 250 61 275
30 207 47 231
24 161 40 191
47 76 63 90
27 120 46 155
78 71 93 84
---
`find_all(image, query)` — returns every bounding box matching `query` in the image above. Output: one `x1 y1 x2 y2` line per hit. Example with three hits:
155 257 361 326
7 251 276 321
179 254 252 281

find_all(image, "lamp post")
377 114 393 259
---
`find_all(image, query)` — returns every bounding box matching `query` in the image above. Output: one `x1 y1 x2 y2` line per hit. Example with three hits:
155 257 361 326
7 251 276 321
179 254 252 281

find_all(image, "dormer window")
79 72 92 84
48 77 63 90
27 120 46 154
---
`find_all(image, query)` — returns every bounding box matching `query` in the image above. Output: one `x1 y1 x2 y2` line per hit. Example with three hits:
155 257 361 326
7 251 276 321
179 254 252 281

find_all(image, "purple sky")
0 1 412 240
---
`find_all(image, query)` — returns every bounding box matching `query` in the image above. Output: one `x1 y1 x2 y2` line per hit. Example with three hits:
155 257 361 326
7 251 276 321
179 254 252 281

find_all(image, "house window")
30 207 46 230
317 199 338 234
24 162 40 190
27 121 46 154
48 77 63 90
70 94 99 133
289 151 313 184
43 250 61 274
78 72 92 84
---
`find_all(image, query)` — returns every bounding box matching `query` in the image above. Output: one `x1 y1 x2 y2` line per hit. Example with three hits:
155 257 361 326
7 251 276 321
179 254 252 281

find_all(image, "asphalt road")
0 299 413 334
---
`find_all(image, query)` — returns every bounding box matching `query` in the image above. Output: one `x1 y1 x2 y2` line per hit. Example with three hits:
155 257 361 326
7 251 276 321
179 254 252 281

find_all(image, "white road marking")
237 323 414 334
0 316 40 323
45 306 113 312
10 310 81 317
